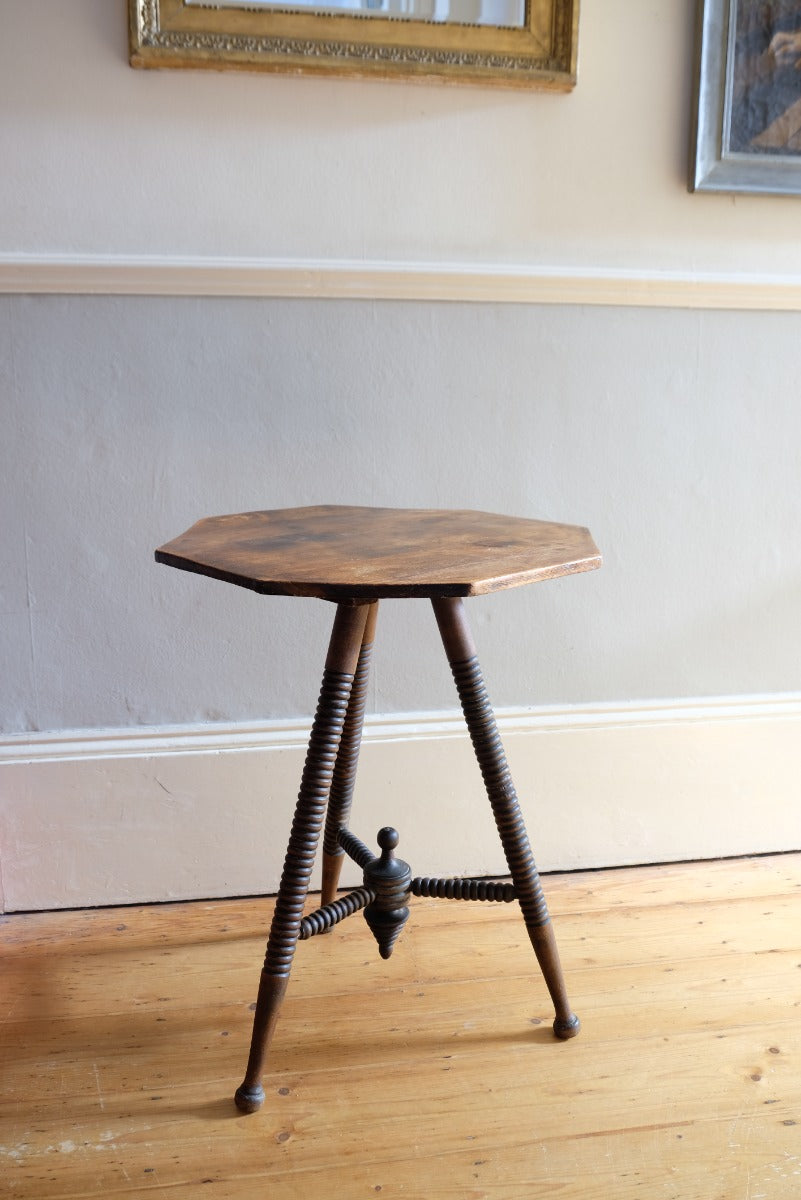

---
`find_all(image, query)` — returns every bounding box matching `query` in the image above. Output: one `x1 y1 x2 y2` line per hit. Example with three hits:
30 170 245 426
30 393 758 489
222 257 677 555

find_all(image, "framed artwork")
691 0 801 193
129 0 578 89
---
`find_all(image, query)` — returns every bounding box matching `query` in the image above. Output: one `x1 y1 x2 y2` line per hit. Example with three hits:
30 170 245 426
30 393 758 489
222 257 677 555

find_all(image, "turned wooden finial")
376 826 399 856
363 828 412 960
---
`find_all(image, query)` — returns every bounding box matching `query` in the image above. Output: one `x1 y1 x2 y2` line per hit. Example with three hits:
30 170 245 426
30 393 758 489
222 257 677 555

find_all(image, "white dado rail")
4 255 801 310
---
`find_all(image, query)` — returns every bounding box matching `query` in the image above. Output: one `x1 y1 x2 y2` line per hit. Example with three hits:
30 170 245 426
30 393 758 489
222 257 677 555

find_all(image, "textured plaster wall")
3 295 801 734
3 0 801 277
2 1 801 738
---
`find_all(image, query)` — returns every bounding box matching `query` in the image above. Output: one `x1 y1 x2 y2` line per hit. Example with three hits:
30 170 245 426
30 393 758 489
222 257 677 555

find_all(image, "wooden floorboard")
1 854 800 1198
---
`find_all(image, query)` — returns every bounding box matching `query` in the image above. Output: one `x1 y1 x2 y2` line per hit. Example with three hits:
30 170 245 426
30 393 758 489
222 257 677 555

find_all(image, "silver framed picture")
691 0 801 193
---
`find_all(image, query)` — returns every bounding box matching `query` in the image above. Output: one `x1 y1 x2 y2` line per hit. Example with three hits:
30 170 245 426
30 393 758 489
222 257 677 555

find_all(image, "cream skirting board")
1 694 799 911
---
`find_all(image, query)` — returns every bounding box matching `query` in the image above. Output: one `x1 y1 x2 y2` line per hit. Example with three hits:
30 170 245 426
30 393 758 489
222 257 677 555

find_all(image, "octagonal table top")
155 505 601 602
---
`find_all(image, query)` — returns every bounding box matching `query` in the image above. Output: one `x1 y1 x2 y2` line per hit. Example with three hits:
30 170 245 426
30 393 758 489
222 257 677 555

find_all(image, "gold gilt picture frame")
128 0 579 90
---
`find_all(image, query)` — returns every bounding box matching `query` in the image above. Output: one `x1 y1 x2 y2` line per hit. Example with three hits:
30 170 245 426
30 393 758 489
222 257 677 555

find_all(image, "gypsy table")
155 505 601 1113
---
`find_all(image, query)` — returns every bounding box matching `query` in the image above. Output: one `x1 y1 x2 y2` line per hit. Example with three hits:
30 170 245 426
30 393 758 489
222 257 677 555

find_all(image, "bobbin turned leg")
431 596 580 1041
235 602 371 1114
321 602 379 907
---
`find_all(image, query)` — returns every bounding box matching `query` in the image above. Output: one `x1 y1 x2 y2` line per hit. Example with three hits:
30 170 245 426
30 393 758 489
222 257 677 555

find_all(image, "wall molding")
4 693 801 765
5 254 801 310
2 694 799 912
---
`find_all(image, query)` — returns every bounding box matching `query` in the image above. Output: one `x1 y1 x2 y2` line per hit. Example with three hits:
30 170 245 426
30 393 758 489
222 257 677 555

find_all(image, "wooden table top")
155 506 601 602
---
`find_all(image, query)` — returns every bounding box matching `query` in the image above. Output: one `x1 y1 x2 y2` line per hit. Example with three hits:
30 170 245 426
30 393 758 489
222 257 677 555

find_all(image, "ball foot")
553 1013 580 1040
234 1082 265 1113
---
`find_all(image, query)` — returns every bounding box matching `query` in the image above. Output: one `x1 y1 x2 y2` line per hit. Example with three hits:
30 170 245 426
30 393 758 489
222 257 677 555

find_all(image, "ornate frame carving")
129 0 578 89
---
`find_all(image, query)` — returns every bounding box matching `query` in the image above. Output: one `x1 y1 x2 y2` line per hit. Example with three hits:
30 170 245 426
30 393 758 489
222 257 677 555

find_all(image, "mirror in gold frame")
129 0 579 89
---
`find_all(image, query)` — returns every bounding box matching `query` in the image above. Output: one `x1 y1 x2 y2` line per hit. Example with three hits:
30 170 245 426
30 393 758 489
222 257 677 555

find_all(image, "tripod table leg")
431 595 580 1041
234 602 371 1113
321 601 379 906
